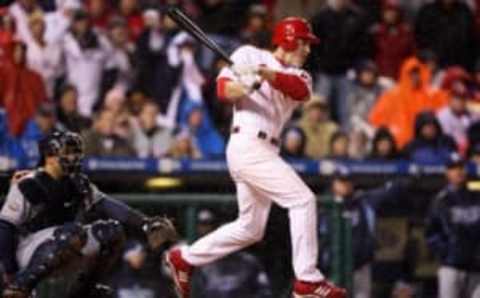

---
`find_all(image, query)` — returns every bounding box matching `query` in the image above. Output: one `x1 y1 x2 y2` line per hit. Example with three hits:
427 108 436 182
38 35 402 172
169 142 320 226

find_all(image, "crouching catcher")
0 131 177 298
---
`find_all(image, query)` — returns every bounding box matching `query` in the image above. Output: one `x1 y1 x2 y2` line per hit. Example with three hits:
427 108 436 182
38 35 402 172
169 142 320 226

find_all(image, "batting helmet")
272 17 319 51
38 131 84 174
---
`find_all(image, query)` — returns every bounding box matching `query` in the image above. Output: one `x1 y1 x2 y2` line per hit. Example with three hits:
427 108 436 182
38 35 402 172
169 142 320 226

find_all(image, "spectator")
0 41 47 137
196 0 243 36
17 102 61 165
310 0 372 123
403 111 457 164
240 4 270 49
8 0 41 43
369 57 449 148
183 104 225 158
349 130 369 160
273 0 325 20
418 49 445 89
202 56 233 138
83 108 135 156
415 0 476 70
25 11 63 97
43 0 81 43
470 59 480 113
437 66 475 153
166 129 202 159
297 95 338 159
135 9 178 112
425 154 480 298
191 209 273 298
63 9 111 117
125 89 147 116
56 85 91 133
131 101 172 158
344 60 391 131
104 16 134 93
117 0 144 41
468 143 480 166
280 126 306 159
371 0 415 80
368 127 399 160
0 9 15 62
319 167 411 298
87 0 113 32
102 87 132 139
328 131 350 160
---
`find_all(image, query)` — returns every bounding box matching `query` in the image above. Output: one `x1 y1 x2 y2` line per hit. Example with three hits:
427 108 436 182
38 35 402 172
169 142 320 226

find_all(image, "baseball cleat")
165 248 193 298
293 280 347 298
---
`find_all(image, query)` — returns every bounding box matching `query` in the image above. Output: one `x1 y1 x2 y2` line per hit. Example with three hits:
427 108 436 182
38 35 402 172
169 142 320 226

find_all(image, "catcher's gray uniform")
0 175 105 269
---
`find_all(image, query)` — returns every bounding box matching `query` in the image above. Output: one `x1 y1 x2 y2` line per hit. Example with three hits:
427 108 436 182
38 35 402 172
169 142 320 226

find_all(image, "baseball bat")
166 7 233 65
166 7 262 92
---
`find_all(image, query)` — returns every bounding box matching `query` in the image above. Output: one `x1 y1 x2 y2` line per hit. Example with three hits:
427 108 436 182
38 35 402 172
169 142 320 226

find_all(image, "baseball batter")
166 17 346 298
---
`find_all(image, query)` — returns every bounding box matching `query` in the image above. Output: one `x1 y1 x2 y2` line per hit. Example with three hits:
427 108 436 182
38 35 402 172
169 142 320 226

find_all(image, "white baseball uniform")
181 45 324 283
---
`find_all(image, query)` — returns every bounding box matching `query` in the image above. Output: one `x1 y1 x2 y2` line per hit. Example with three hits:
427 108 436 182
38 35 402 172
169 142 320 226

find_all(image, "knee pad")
91 220 125 248
53 222 88 252
14 223 87 291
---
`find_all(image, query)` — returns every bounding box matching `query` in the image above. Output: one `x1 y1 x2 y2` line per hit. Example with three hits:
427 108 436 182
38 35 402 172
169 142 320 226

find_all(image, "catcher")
0 131 177 298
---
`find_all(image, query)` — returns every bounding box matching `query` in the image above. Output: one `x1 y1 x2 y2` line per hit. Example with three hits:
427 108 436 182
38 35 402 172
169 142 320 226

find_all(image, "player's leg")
183 182 272 265
240 155 346 297
66 219 125 298
166 182 272 298
352 264 371 298
437 266 463 298
3 223 87 298
467 272 480 298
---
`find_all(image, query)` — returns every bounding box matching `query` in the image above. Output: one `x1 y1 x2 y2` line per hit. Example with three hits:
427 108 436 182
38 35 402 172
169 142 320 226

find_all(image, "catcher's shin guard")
67 220 125 298
10 223 86 294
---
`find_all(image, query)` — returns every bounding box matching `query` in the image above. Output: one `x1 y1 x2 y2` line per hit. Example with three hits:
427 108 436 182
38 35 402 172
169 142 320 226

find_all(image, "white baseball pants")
438 266 480 298
182 133 324 282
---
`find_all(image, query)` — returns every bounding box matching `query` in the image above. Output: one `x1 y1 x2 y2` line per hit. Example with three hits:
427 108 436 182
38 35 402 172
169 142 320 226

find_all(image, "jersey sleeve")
271 68 312 101
0 183 32 227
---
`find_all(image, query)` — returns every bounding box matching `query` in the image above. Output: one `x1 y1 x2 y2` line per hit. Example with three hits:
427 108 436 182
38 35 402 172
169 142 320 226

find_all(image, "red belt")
231 126 280 147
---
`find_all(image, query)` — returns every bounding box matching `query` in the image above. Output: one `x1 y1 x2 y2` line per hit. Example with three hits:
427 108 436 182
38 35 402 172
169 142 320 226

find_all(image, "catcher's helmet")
272 17 319 51
38 131 84 174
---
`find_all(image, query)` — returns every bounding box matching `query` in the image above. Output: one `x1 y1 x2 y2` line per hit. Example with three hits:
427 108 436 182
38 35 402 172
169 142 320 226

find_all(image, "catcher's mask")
38 131 85 175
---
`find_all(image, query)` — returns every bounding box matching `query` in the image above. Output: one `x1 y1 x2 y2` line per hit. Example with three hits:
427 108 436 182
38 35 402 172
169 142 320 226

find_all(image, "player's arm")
257 66 311 102
0 182 32 276
78 175 176 249
424 196 449 258
216 77 248 103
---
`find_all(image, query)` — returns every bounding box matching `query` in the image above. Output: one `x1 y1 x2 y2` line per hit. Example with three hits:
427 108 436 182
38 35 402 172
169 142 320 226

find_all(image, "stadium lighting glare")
145 177 183 189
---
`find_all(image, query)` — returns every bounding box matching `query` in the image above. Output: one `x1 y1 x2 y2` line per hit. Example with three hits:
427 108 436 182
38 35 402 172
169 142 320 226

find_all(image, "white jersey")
217 45 312 139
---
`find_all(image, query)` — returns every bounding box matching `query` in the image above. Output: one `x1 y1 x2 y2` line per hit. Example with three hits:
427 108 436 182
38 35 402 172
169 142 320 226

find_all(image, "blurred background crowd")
4 0 480 166
4 0 480 298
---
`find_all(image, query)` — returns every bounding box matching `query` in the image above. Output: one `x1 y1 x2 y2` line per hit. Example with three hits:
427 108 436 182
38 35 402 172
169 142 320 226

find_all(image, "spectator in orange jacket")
368 56 448 148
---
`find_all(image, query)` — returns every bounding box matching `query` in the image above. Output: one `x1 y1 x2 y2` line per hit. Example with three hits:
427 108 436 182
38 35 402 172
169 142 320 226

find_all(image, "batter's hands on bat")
225 81 249 99
257 65 277 82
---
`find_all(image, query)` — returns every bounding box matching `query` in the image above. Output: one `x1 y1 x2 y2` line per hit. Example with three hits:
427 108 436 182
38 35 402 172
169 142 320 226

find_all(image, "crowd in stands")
3 0 480 168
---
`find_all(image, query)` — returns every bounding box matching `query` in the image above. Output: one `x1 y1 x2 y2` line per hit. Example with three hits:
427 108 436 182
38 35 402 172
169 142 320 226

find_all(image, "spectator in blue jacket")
319 166 411 298
403 111 457 164
425 153 480 298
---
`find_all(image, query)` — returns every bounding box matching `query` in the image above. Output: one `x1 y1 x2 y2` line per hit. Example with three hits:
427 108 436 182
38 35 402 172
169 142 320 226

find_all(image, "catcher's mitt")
142 216 178 250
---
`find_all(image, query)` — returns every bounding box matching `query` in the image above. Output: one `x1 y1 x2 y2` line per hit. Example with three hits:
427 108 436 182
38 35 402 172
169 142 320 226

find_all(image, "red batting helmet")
272 17 320 51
